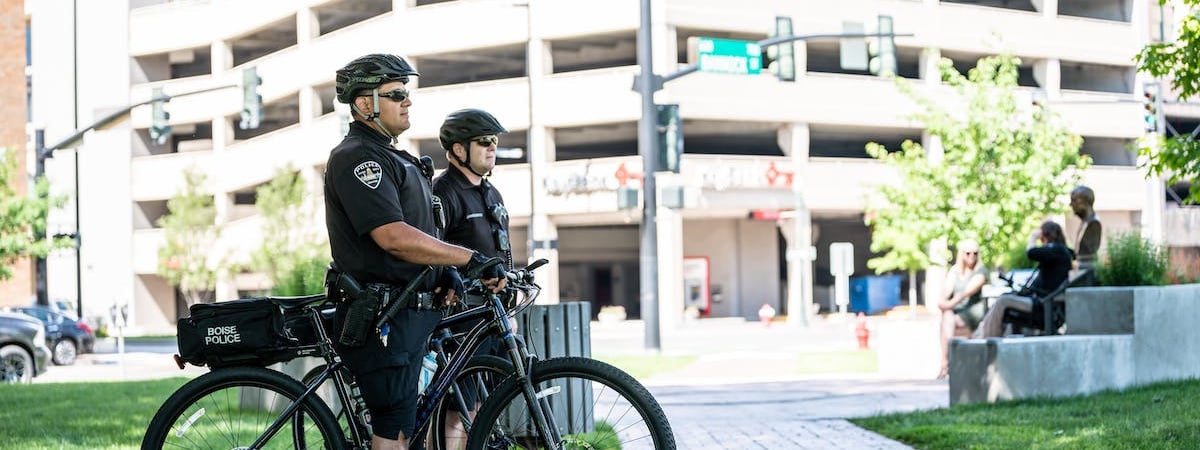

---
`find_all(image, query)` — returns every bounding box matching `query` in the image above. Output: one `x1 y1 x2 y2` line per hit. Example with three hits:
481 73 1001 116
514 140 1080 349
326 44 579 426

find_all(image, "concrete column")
922 131 944 166
298 86 317 126
919 48 941 86
1031 0 1059 17
296 6 318 45
393 0 413 11
524 1 559 304
778 123 814 327
656 174 684 332
212 117 232 152
210 40 232 73
1033 58 1061 99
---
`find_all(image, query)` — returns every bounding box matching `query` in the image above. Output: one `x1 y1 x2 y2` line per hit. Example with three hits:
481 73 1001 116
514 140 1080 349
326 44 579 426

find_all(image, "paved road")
34 315 951 449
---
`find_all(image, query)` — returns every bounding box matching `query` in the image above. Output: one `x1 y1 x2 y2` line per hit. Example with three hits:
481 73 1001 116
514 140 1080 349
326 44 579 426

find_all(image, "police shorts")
335 306 442 440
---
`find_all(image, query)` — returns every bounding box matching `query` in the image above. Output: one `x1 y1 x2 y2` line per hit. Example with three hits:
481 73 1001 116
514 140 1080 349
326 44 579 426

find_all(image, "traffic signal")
1142 82 1161 133
656 104 682 173
868 15 896 77
240 66 263 130
766 15 795 82
150 87 171 145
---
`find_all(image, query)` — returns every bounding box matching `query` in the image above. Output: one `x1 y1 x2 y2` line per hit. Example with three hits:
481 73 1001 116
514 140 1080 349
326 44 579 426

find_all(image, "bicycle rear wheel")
430 355 514 450
143 366 344 450
466 357 675 450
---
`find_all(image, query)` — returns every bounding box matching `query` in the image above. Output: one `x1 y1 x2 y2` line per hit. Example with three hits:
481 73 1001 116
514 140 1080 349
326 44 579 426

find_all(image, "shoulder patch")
354 161 383 189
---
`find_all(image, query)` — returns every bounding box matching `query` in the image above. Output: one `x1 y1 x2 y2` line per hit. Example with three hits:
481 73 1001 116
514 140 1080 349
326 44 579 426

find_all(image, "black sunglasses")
472 136 499 147
362 88 410 103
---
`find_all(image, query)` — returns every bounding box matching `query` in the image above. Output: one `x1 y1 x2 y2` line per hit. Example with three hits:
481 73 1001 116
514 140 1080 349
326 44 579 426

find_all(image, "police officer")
323 53 504 450
431 108 512 447
433 108 513 271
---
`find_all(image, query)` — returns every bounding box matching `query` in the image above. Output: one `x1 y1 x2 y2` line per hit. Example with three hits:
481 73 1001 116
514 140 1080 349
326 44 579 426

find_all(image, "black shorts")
335 306 442 440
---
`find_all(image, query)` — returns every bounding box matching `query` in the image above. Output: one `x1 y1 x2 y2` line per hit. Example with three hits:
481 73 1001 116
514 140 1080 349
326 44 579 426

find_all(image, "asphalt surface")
32 313 951 449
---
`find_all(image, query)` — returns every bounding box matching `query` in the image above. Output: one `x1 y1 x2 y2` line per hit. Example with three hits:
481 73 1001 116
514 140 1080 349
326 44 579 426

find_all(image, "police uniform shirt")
432 166 510 266
325 121 439 287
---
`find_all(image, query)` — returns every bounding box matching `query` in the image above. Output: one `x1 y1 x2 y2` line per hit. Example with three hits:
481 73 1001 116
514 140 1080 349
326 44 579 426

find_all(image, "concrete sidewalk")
590 313 950 449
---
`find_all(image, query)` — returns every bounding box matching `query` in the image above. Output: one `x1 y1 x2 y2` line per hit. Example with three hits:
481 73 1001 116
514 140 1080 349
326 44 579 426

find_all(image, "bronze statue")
1070 185 1102 279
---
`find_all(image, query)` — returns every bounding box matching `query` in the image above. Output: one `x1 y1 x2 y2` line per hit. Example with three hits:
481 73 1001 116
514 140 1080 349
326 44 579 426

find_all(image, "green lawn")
592 354 697 379
796 350 877 374
0 378 188 450
854 378 1200 450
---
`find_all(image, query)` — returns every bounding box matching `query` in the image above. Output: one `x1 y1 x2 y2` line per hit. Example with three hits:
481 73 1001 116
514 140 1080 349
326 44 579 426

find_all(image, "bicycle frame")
284 264 554 449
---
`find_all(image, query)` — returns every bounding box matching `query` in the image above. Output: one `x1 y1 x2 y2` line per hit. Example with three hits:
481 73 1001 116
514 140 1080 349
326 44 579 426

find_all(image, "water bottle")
418 351 438 393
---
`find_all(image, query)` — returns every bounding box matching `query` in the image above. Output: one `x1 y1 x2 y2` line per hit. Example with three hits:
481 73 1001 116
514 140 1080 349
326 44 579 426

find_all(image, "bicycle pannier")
177 298 297 368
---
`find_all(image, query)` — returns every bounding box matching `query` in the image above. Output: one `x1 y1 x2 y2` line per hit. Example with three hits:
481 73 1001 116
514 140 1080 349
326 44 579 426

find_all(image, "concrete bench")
948 283 1200 405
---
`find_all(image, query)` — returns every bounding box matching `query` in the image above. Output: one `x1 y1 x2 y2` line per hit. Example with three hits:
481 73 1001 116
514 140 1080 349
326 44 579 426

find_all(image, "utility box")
849 275 902 315
507 302 593 437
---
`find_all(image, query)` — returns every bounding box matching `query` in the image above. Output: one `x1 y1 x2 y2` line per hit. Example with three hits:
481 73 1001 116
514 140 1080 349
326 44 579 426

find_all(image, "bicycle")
143 259 676 449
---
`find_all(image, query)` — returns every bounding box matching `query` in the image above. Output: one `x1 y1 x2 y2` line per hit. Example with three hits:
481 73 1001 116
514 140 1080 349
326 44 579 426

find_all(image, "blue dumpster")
849 275 902 314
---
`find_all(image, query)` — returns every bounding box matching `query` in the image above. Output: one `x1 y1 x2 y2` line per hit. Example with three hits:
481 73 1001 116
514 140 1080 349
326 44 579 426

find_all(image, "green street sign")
688 37 762 75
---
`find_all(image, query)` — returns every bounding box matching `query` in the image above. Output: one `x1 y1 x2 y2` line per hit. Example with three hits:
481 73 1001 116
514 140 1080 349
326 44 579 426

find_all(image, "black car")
10 306 96 366
0 311 50 383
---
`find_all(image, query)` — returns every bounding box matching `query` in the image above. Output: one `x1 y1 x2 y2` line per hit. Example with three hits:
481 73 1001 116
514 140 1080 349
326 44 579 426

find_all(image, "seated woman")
938 239 987 379
972 221 1075 338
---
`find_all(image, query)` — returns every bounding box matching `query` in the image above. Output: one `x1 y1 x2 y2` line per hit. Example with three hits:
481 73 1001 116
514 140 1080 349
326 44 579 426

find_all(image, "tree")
250 165 329 296
0 148 70 280
1135 0 1200 202
865 55 1090 288
157 168 222 306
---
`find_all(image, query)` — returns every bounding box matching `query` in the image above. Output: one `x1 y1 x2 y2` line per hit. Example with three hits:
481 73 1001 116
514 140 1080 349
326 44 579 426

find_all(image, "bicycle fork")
493 299 565 449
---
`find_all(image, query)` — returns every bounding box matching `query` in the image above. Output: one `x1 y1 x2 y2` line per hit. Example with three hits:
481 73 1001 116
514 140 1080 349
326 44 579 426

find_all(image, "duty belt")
364 283 439 311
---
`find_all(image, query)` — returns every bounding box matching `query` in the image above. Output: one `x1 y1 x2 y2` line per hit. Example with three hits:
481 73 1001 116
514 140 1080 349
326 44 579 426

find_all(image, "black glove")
434 266 464 304
464 251 505 281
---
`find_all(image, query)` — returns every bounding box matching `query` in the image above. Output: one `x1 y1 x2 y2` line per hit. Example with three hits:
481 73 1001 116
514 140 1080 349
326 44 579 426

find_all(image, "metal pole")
34 130 48 307
637 0 660 351
524 1 537 265
74 150 83 319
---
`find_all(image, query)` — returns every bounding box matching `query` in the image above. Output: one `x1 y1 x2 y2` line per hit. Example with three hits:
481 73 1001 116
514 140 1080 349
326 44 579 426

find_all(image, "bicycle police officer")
430 108 513 447
324 53 504 450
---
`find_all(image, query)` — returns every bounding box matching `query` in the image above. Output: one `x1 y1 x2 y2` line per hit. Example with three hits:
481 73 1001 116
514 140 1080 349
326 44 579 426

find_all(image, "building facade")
24 0 1197 334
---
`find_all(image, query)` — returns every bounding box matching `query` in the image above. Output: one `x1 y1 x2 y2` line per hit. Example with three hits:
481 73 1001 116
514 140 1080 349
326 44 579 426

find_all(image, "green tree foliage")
865 55 1090 274
0 148 70 280
157 169 222 306
1135 0 1200 202
250 166 329 296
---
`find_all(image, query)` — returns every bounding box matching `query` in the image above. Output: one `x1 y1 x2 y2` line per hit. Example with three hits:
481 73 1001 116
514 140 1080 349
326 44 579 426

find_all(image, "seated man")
973 221 1075 338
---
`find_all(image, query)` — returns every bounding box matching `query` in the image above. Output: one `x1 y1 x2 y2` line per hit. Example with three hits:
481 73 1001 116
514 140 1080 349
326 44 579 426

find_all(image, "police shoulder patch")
354 161 383 189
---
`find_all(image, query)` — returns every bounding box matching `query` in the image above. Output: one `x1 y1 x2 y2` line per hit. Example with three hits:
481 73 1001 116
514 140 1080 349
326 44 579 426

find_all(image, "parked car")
0 311 50 383
8 306 95 366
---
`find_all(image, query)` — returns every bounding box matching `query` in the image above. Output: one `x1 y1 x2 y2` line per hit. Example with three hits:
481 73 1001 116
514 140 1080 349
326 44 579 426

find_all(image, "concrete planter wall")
949 283 1200 405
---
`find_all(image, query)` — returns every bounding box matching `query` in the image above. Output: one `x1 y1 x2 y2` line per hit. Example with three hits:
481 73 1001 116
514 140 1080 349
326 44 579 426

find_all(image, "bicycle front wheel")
431 355 515 450
466 357 675 450
142 366 344 450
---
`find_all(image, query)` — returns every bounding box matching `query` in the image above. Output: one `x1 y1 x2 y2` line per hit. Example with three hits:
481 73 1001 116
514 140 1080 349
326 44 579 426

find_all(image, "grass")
0 378 188 450
796 350 877 374
853 378 1200 449
592 354 697 379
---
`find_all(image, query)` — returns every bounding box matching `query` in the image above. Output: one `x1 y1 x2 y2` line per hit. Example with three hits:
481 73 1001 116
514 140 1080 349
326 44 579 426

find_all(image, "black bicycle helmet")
439 109 507 177
334 54 419 104
438 109 507 150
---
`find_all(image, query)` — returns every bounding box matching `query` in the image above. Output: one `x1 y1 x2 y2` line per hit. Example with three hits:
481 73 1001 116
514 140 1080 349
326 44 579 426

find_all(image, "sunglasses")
362 88 410 103
472 136 499 147
963 251 978 256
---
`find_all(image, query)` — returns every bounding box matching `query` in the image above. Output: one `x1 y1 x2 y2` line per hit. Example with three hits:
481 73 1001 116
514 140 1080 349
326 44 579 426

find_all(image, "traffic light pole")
635 19 910 342
32 83 233 307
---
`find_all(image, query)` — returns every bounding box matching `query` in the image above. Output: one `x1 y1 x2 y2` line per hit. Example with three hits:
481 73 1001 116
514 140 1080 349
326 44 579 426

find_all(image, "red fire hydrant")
855 312 870 350
758 303 777 327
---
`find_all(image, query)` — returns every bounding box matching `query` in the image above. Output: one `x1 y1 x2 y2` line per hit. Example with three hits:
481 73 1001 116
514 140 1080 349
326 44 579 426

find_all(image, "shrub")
272 257 328 296
1096 232 1168 287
